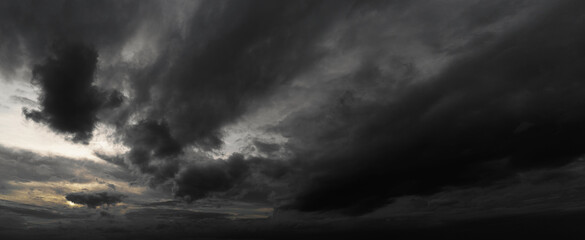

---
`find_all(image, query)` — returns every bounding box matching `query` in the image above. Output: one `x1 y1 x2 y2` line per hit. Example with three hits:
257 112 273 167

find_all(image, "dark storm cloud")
0 0 164 144
114 0 360 196
2 0 584 226
65 191 125 208
173 154 294 202
174 154 250 202
23 42 122 143
122 120 182 183
277 0 585 215
76 0 584 215
0 0 159 79
126 0 355 150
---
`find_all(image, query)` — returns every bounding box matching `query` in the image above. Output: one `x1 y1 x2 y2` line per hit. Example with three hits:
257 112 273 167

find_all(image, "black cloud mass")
174 154 250 201
1 0 585 238
23 42 123 143
280 0 585 215
65 191 125 208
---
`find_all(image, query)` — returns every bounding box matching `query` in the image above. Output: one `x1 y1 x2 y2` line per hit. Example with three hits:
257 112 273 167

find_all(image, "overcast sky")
1 0 585 239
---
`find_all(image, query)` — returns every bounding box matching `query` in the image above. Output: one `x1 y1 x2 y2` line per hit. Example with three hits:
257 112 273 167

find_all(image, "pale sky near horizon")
0 77 105 161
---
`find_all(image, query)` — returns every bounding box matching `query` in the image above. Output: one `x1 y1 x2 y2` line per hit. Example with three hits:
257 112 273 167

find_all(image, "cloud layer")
278 0 585 214
1 0 584 222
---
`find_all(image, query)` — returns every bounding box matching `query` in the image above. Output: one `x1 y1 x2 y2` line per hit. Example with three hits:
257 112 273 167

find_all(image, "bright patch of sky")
0 78 124 162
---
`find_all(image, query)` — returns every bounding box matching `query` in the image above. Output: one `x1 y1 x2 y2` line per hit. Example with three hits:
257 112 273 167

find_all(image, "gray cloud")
9 96 36 107
0 0 161 80
0 145 134 186
253 140 281 156
125 208 229 221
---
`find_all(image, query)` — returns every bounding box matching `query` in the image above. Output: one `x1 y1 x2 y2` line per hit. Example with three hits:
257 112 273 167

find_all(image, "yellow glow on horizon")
0 180 147 208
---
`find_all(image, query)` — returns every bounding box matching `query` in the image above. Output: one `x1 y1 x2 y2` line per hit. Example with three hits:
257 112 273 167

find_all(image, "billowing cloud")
124 0 352 150
98 0 363 201
0 1 584 233
122 120 182 184
276 0 585 215
174 154 250 201
23 42 123 143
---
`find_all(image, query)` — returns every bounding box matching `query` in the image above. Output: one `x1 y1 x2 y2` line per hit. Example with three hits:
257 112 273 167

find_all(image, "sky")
0 0 584 239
